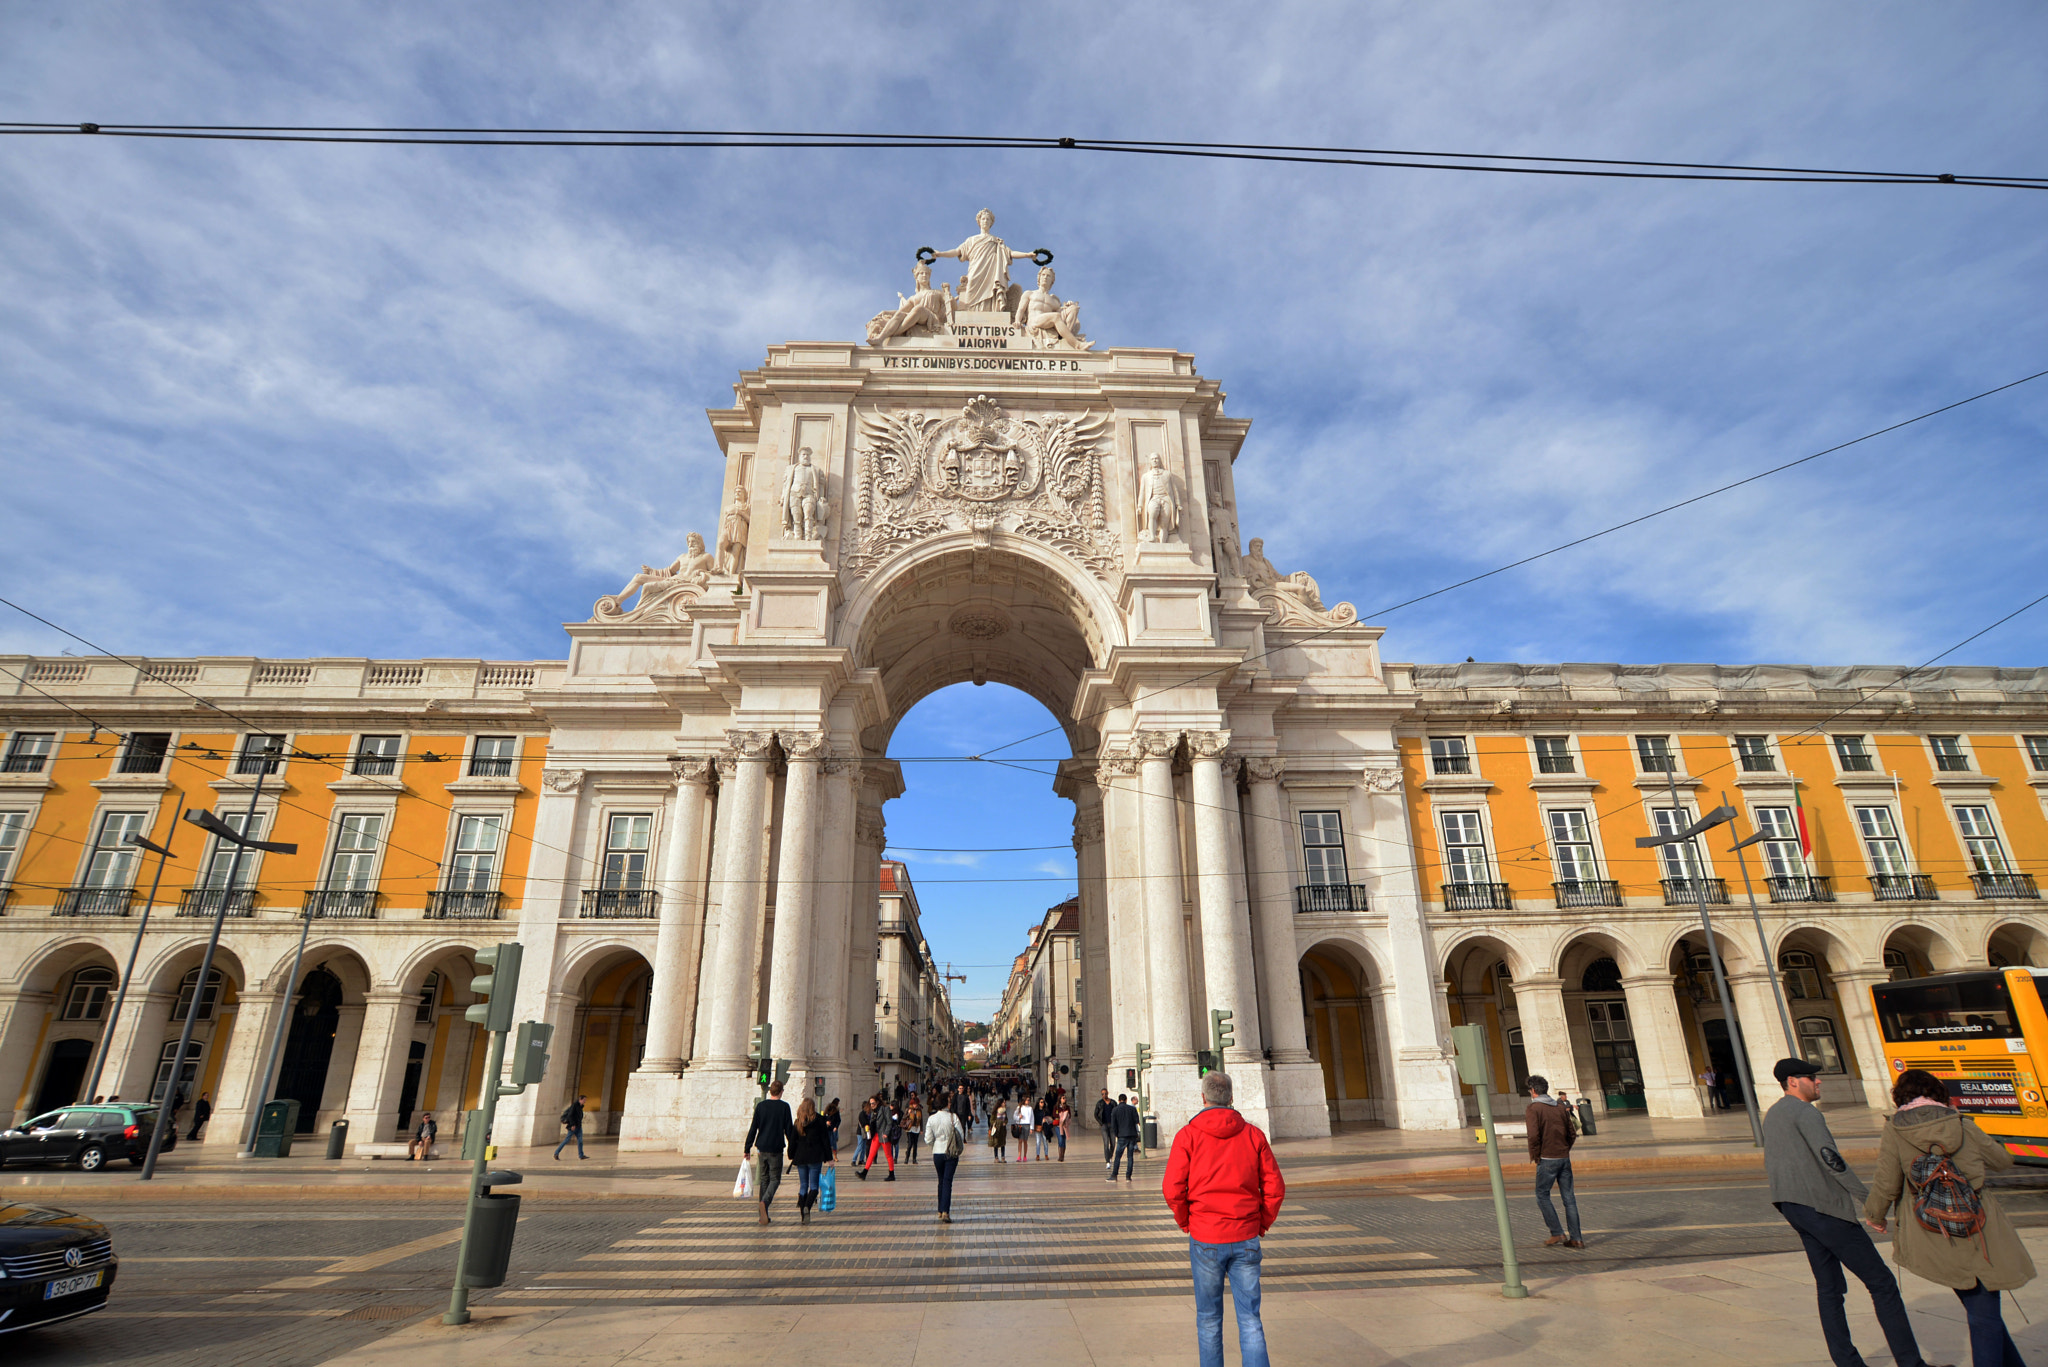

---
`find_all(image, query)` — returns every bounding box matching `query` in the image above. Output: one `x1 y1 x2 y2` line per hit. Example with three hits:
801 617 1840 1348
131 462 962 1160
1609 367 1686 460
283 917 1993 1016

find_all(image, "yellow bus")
1872 968 2048 1164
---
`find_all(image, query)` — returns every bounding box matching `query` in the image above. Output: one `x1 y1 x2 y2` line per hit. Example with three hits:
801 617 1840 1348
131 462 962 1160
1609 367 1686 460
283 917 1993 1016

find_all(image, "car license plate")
44 1269 102 1299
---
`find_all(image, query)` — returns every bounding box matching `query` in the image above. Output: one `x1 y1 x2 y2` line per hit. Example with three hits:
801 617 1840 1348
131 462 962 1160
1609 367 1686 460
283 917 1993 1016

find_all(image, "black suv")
0 1200 118 1334
0 1105 175 1171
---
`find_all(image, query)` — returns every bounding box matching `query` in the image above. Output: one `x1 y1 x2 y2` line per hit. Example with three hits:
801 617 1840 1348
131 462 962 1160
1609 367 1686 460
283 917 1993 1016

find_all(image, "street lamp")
85 802 186 1102
1722 791 1800 1055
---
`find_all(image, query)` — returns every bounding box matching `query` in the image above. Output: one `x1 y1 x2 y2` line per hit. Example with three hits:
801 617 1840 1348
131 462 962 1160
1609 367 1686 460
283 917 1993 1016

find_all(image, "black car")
0 1105 175 1170
0 1200 118 1334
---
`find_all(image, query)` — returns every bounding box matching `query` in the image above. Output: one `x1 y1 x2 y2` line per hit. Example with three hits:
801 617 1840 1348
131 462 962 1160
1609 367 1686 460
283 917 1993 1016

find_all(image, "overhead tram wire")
4 122 2042 188
971 365 2048 762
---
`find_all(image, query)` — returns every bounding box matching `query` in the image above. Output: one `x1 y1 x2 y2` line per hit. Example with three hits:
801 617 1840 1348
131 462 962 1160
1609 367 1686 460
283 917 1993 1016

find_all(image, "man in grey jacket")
1765 1056 1948 1367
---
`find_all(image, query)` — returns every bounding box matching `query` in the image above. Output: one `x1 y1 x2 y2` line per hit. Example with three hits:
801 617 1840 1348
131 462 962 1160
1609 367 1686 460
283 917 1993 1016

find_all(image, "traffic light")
1134 1042 1152 1075
466 943 523 1032
1125 1067 1137 1089
509 1021 554 1090
1211 1008 1235 1056
1196 1049 1217 1076
773 1058 791 1089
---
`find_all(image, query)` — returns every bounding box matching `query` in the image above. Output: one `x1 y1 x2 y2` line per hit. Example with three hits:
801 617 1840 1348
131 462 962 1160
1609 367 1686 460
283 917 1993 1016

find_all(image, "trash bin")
461 1171 523 1289
1141 1113 1159 1150
326 1118 349 1159
253 1099 301 1157
1576 1098 1597 1137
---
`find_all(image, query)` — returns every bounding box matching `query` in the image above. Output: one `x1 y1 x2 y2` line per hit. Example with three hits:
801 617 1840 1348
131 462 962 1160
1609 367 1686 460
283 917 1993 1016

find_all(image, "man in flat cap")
1765 1055 1948 1367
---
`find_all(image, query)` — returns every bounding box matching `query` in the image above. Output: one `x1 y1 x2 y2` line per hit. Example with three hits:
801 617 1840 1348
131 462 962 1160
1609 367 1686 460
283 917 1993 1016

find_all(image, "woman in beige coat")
1864 1068 2035 1367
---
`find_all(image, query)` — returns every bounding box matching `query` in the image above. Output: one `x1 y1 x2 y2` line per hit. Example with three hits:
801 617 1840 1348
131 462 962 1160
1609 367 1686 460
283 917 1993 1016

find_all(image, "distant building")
874 861 957 1089
991 898 1082 1094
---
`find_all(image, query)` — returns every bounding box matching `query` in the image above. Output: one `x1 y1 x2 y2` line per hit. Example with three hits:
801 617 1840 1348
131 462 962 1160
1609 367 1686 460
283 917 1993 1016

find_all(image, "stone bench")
355 1141 436 1160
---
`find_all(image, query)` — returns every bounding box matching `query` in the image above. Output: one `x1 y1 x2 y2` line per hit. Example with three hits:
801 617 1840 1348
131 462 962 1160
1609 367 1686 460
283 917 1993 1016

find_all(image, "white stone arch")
554 937 656 997
1439 928 1537 991
4 934 123 994
1877 918 1968 977
1986 917 2048 969
138 940 249 999
1770 917 1875 974
1552 927 1647 982
1298 935 1390 1124
390 937 490 997
1657 921 1756 976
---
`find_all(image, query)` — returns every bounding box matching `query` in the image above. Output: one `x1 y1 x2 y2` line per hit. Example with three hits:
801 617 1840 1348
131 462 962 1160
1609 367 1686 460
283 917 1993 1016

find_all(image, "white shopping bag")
733 1157 754 1199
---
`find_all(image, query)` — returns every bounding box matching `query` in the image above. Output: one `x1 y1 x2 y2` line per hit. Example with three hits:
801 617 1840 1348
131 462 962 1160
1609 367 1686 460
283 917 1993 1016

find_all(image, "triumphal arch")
509 212 1464 1151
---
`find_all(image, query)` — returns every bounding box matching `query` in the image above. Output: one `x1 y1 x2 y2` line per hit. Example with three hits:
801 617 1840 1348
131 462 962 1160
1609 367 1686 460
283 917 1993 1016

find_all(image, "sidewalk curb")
1289 1145 1881 1190
3 1181 693 1205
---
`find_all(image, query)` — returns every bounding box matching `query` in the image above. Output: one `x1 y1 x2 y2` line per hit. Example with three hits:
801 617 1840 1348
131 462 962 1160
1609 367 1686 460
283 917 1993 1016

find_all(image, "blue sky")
4 5 2045 1018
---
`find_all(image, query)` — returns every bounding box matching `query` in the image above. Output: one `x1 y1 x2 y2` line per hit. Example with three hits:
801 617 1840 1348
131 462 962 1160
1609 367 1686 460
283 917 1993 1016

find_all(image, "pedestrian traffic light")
466 942 523 1032
773 1058 791 1089
1125 1067 1137 1089
1211 1008 1235 1056
1196 1049 1217 1076
508 1021 553 1090
1134 1043 1152 1076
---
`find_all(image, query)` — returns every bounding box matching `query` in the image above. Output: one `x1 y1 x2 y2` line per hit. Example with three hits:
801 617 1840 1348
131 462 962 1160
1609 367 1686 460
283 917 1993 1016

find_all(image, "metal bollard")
326 1118 349 1159
1575 1098 1597 1137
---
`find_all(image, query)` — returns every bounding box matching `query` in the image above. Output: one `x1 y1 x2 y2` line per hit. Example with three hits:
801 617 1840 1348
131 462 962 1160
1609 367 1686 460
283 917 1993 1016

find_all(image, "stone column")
104 991 176 1104
1188 734 1270 1127
1512 975 1579 1099
846 788 887 1102
1133 729 1201 1135
1241 757 1334 1137
805 759 858 1107
0 989 53 1123
1096 756 1146 1090
640 759 713 1072
493 766 586 1145
207 984 280 1146
342 990 414 1145
1828 969 1896 1110
1072 784 1112 1106
1621 974 1705 1118
1727 970 1791 1103
765 730 826 1092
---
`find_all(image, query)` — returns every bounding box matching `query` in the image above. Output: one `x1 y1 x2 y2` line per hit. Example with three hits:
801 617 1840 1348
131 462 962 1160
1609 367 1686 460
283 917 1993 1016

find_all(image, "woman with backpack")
1864 1067 2035 1367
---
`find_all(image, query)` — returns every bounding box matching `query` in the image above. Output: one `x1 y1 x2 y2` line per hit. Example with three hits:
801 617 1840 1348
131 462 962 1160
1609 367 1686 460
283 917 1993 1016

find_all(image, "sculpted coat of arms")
847 394 1116 580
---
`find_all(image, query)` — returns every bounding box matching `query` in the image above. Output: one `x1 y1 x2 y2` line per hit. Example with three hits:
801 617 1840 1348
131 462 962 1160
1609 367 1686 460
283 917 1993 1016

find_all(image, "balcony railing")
426 889 503 920
1295 883 1370 913
1971 871 2040 901
1765 874 1834 904
468 756 516 778
178 888 256 918
580 887 659 919
2 751 48 774
1661 877 1729 906
1870 873 1938 902
57 887 134 916
1442 881 1512 911
1552 878 1621 909
304 889 381 919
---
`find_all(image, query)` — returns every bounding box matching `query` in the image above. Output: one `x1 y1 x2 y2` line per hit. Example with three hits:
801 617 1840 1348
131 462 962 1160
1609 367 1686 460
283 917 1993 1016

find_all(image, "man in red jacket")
1163 1071 1284 1367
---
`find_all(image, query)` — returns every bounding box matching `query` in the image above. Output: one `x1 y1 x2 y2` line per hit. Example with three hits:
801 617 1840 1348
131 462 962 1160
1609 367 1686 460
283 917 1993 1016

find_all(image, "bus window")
1873 974 2022 1042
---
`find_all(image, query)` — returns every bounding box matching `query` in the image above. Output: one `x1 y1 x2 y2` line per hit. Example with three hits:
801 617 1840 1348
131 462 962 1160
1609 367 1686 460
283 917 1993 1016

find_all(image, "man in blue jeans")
1163 1072 1285 1367
554 1094 586 1159
1107 1092 1141 1181
1524 1075 1584 1248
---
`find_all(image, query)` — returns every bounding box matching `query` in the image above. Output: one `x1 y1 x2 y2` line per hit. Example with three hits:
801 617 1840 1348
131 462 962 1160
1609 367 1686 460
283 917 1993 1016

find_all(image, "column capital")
855 807 887 848
779 729 829 761
541 767 585 795
1242 756 1285 785
1094 754 1139 790
1514 974 1567 993
363 989 413 1008
1130 729 1180 761
1072 808 1105 847
722 728 776 760
1186 729 1233 760
669 756 715 786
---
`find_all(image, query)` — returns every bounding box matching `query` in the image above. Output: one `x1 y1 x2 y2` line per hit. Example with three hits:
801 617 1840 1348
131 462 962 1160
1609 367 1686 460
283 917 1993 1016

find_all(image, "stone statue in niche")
866 260 955 345
780 447 828 541
717 484 751 577
591 532 715 623
1211 507 1243 579
1015 265 1091 351
932 208 1036 313
1137 454 1181 543
1243 536 1360 629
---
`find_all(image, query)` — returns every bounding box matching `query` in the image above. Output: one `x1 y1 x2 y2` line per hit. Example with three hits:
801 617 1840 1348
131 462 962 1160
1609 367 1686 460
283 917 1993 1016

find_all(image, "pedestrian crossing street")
493 1159 1483 1305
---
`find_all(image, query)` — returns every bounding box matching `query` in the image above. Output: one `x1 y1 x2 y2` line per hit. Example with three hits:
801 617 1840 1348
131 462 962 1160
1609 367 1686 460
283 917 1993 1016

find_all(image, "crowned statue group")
867 209 1091 351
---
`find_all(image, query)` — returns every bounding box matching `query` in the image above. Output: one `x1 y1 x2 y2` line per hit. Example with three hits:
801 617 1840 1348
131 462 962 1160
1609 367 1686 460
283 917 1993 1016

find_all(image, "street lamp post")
85 797 185 1103
1723 790 1799 1055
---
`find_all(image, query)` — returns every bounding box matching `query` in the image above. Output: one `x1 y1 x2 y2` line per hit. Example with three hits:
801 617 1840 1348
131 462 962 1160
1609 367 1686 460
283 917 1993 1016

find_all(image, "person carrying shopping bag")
787 1096 834 1226
924 1087 967 1223
1866 1067 2034 1367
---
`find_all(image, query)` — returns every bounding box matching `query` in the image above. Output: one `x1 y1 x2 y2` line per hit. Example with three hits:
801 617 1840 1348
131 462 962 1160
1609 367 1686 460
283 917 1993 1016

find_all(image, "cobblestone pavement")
11 1147 2048 1365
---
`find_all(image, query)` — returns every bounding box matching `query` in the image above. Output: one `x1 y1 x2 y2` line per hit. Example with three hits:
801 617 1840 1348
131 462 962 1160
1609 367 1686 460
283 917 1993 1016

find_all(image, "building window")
1440 811 1491 883
353 735 401 776
601 813 653 890
1754 807 1806 876
1586 999 1632 1041
327 814 383 890
1854 806 1911 874
1929 735 1970 772
1300 812 1348 884
172 967 223 1021
1798 1016 1845 1073
1428 737 1471 775
1884 947 1913 981
1954 806 2012 875
448 815 503 889
1651 807 1707 879
61 967 115 1021
469 736 518 778
2026 736 2048 772
1735 735 1776 773
83 811 148 888
416 971 440 1024
1582 957 1624 992
235 734 285 775
1493 960 1516 1012
1780 950 1825 1000
119 732 171 775
198 811 266 889
153 1039 203 1103
1546 809 1600 882
0 811 26 887
1534 736 1574 774
3 732 54 774
1635 735 1675 773
1833 735 1875 772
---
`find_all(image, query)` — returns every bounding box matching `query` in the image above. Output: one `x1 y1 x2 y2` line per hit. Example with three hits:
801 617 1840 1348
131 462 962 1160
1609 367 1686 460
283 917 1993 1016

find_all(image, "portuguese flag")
1793 786 1813 857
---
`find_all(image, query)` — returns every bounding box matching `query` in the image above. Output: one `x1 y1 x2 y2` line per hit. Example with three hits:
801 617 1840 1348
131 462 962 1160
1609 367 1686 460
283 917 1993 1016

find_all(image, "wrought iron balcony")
1971 871 2040 901
57 887 133 916
1552 878 1621 909
1442 881 1512 911
304 888 380 919
178 887 256 917
1870 873 1938 902
1661 877 1729 906
1295 883 1370 913
0 885 9 912
1765 874 1834 904
468 755 516 778
426 889 503 919
580 887 659 919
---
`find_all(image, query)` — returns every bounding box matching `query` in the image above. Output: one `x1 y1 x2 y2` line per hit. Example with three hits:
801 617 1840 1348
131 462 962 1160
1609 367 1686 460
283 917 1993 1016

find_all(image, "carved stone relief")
946 605 1011 639
855 808 887 847
1362 765 1402 793
846 394 1116 580
592 532 716 624
1186 729 1232 760
541 768 585 795
1242 756 1285 785
1241 536 1359 630
778 729 829 761
1130 729 1180 761
1093 754 1139 790
723 729 776 760
669 756 714 786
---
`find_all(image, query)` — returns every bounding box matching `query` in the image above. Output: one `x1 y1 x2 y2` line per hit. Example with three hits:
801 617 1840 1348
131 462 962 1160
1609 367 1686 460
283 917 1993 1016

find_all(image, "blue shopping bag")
819 1164 837 1213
